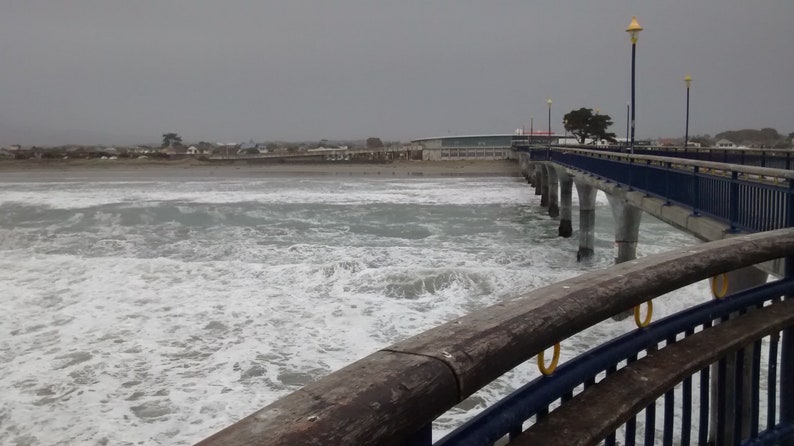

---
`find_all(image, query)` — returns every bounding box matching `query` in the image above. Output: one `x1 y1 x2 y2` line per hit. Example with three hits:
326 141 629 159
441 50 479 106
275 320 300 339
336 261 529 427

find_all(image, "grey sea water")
0 172 707 445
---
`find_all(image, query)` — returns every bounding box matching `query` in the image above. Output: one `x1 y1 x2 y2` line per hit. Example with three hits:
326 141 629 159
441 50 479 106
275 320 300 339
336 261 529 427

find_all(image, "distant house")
659 138 681 147
716 139 736 148
0 149 13 159
186 146 199 155
239 141 257 151
161 145 187 155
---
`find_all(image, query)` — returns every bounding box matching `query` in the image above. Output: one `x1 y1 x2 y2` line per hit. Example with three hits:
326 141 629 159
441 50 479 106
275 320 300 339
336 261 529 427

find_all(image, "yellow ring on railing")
538 343 561 376
634 300 653 328
711 273 729 299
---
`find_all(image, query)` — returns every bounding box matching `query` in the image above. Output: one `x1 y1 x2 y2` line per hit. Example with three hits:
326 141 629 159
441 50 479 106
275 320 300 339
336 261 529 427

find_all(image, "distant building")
410 134 529 161
716 139 736 148
239 141 258 151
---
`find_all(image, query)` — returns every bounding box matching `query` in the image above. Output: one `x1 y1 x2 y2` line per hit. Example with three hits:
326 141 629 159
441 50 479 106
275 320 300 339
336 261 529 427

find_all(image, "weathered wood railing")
195 228 794 445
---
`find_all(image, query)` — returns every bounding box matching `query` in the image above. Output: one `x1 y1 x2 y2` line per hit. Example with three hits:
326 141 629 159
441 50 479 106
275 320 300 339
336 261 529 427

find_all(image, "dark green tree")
366 137 384 149
690 134 713 147
562 108 617 144
162 133 183 148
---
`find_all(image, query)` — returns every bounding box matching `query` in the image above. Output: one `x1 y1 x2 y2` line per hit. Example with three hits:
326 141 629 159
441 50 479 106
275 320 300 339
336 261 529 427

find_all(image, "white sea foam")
0 175 710 445
0 178 533 210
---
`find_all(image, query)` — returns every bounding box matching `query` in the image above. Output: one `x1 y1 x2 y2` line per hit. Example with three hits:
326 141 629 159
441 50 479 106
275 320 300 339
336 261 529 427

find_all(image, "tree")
690 134 713 147
366 137 384 149
162 133 183 148
562 108 616 144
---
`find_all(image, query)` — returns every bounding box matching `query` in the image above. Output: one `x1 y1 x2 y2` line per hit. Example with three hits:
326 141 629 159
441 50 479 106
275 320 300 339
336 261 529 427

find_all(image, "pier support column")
709 266 769 445
526 159 536 186
528 161 537 186
546 165 560 218
533 165 542 196
556 168 573 237
539 165 549 206
606 195 642 264
519 154 531 184
575 181 597 261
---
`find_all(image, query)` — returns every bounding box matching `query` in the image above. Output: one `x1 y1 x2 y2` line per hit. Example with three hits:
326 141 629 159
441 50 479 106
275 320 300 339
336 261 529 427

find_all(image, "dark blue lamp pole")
547 98 552 158
684 74 692 149
626 16 643 154
625 102 630 150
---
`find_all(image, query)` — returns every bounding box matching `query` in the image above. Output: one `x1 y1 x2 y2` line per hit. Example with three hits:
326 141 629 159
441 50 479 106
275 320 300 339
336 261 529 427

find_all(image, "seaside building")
410 133 554 161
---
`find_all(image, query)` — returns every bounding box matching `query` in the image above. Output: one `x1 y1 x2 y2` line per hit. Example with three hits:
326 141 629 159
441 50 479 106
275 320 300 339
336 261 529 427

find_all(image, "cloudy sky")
1 1 792 145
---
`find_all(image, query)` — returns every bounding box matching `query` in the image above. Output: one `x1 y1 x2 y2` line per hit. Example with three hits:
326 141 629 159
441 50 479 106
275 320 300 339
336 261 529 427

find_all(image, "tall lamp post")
530 115 534 135
625 102 630 150
684 74 692 149
626 16 643 154
547 98 552 154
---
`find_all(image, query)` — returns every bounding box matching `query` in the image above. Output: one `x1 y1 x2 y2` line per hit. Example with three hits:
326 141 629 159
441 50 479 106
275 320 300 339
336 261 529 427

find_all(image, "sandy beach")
0 158 521 179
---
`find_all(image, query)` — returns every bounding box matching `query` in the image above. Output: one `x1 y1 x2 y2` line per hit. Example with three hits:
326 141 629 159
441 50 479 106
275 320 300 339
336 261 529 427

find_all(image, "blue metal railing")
436 278 794 446
512 143 793 170
522 146 794 233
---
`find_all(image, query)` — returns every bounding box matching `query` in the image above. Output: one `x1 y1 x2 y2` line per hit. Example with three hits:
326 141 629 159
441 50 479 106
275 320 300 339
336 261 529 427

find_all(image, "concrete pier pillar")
556 168 573 237
574 181 597 261
519 154 531 184
546 165 560 218
606 195 643 264
533 165 542 196
526 159 536 186
709 266 769 445
539 165 549 206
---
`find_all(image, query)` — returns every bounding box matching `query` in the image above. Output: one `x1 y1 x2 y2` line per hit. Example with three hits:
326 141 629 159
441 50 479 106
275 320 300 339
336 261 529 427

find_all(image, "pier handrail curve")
196 228 794 446
545 143 794 155
546 146 794 180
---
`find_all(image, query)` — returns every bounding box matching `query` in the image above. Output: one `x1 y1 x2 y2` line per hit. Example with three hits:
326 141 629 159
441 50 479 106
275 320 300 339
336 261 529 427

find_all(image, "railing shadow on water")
195 228 794 446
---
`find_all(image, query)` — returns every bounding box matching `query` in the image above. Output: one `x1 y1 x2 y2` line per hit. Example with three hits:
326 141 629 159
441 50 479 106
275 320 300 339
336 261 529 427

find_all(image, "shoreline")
0 158 522 179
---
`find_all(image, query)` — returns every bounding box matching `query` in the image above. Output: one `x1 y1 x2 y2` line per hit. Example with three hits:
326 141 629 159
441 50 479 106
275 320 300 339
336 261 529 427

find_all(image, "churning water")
0 171 707 445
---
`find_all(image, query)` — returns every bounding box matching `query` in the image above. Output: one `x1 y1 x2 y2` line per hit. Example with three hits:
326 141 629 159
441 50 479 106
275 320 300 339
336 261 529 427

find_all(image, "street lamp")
547 98 552 151
625 102 630 150
626 16 643 154
684 74 692 149
530 115 534 135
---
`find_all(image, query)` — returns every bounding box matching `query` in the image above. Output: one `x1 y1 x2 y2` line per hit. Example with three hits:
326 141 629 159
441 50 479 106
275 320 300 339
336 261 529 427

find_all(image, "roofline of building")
410 134 531 143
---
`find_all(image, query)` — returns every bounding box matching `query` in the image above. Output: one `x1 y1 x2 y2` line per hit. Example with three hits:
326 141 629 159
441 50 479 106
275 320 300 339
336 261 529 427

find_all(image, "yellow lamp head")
684 74 692 88
547 98 552 108
626 16 643 44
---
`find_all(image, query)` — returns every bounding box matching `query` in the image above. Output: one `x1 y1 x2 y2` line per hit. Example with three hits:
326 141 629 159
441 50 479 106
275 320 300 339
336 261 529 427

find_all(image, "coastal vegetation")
562 108 617 144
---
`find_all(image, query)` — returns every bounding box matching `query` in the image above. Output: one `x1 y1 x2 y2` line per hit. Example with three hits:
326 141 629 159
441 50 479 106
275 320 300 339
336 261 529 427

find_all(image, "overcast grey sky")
1 1 792 145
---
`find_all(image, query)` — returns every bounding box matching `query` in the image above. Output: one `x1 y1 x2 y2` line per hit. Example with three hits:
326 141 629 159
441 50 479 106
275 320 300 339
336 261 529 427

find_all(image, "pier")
196 144 794 445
